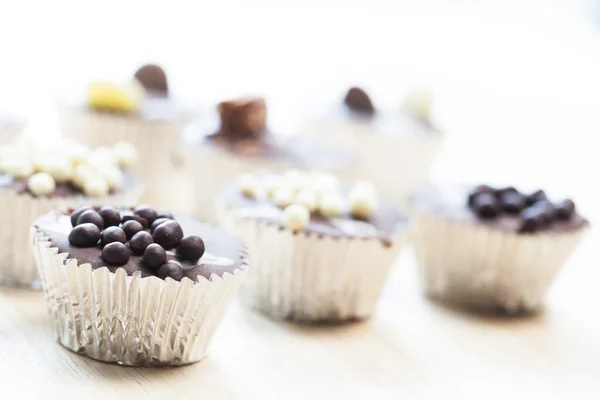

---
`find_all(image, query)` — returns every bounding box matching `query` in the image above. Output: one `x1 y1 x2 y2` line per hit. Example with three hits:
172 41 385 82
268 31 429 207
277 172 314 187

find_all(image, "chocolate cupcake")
58 64 194 212
217 169 409 322
0 138 142 288
299 86 443 206
411 184 589 313
31 205 248 366
184 97 356 223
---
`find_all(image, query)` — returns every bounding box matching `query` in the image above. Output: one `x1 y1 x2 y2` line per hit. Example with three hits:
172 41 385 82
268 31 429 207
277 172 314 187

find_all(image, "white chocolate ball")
349 181 379 219
27 172 56 196
1 156 34 179
319 192 345 217
72 164 97 189
97 165 124 190
309 171 342 198
285 169 309 193
83 175 109 197
403 87 434 121
64 141 92 167
283 204 310 232
89 147 118 167
237 173 260 197
113 141 138 167
294 189 318 213
40 157 73 183
263 175 283 198
273 185 294 208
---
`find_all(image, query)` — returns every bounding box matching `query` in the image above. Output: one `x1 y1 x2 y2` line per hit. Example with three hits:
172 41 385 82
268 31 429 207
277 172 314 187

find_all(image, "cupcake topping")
468 185 578 233
344 87 375 115
235 170 381 232
134 64 169 96
217 97 267 138
0 139 137 198
67 205 206 281
87 80 147 113
402 86 434 122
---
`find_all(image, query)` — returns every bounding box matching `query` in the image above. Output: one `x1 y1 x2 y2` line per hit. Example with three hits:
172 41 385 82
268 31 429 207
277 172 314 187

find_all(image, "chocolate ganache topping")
35 205 246 281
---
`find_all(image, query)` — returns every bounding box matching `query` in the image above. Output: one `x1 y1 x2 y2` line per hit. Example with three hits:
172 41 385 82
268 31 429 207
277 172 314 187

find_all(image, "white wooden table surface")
1 1 600 398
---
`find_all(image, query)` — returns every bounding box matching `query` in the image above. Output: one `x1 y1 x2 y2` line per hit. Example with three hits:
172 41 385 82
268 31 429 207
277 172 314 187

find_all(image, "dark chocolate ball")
494 186 518 199
151 218 171 233
526 190 548 206
555 199 575 220
99 206 121 227
519 207 547 233
130 231 154 255
343 87 374 114
152 220 184 250
531 200 556 224
500 191 526 214
101 226 127 247
70 206 92 227
122 214 148 229
471 192 499 219
134 205 158 225
177 235 205 262
143 243 167 269
77 210 104 230
68 223 101 247
122 220 144 239
156 261 184 281
468 185 494 206
102 242 131 265
156 209 174 220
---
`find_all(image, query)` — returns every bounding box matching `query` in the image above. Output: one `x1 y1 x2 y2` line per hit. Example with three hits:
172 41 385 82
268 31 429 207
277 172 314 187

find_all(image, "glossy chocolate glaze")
411 184 589 233
0 170 137 198
221 183 409 245
34 210 246 280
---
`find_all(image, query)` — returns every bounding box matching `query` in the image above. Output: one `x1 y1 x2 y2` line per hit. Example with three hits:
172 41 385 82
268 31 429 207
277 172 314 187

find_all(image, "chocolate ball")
70 206 92 227
519 207 547 233
531 200 556 224
101 226 127 247
344 87 374 114
68 223 101 247
177 235 205 262
102 242 131 265
471 192 499 219
156 261 184 281
555 199 575 220
526 190 548 206
122 220 144 239
494 186 518 199
152 220 184 250
134 205 158 225
122 214 148 229
143 243 167 269
99 206 121 227
468 185 494 206
156 209 174 220
500 191 526 214
77 210 104 230
151 218 171 233
130 231 154 255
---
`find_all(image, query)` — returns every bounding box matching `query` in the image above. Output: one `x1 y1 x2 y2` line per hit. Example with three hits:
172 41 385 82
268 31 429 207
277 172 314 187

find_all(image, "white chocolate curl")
348 181 379 219
294 189 318 213
113 141 138 167
237 173 260 197
283 204 310 232
319 191 345 217
27 172 56 196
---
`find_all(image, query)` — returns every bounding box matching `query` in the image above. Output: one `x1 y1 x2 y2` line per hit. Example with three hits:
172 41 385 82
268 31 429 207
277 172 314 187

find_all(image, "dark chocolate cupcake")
411 184 589 313
31 205 248 366
217 169 409 322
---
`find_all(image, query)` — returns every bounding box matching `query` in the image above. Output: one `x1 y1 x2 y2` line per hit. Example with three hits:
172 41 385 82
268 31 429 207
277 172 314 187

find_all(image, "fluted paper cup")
32 227 248 366
0 185 141 289
59 107 193 212
412 211 588 313
218 203 407 322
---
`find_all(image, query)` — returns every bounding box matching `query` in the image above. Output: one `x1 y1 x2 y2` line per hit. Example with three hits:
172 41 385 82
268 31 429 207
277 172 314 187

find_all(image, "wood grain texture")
1 234 598 399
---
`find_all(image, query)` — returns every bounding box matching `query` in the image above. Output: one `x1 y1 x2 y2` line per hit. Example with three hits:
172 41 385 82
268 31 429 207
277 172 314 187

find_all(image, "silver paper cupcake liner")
0 185 142 289
218 203 407 322
32 227 248 366
412 211 588 313
58 107 194 213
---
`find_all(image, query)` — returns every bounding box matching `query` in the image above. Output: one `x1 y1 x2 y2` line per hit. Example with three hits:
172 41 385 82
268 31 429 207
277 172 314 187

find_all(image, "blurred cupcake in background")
58 64 194 212
0 138 142 288
411 183 589 313
184 97 356 223
217 169 409 322
299 86 443 207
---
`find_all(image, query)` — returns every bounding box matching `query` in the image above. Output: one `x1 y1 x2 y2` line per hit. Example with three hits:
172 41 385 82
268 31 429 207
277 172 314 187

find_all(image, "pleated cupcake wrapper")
303 120 444 208
0 186 142 289
412 212 587 313
32 230 248 367
0 122 26 145
188 145 359 224
218 204 406 322
59 107 194 213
